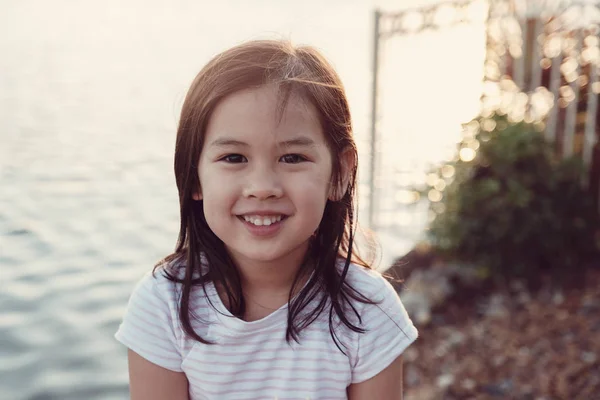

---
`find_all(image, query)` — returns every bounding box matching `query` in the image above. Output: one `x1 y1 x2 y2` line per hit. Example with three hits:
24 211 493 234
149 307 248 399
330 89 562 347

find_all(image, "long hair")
156 39 377 352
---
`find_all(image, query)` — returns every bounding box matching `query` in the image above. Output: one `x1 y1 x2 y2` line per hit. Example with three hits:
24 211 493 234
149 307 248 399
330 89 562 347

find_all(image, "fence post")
583 55 598 189
563 29 583 158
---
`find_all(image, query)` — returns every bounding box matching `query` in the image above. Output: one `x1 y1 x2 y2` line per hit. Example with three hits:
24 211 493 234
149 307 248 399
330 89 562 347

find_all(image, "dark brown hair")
156 39 376 352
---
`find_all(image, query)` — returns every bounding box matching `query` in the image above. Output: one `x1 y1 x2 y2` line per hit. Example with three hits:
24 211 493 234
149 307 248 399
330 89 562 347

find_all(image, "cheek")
198 167 237 211
201 189 237 240
290 174 330 210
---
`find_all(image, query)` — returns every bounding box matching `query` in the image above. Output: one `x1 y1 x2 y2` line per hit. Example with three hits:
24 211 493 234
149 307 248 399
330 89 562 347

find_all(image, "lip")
237 210 289 217
237 215 287 237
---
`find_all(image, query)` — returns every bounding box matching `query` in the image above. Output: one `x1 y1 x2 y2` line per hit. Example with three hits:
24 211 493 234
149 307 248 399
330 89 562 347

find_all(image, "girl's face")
196 84 334 268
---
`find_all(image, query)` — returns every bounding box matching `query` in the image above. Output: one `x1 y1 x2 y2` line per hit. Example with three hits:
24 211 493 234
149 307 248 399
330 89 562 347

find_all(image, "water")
0 1 484 398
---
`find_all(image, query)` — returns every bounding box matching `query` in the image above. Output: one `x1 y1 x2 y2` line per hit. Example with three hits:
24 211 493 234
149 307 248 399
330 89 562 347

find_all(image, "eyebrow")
209 136 317 148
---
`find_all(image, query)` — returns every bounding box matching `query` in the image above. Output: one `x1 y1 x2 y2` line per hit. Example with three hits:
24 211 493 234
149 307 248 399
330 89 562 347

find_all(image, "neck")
228 242 311 297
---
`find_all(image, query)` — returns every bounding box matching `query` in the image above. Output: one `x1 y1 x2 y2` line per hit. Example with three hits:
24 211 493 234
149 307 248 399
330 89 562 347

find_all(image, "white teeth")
242 215 283 226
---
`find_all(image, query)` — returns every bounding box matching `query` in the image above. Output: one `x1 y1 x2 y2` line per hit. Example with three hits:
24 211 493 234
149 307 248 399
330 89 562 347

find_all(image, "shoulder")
125 260 212 323
339 259 418 341
133 262 215 308
334 260 410 333
133 266 180 301
122 267 183 327
115 263 213 358
338 262 419 384
340 261 397 303
115 267 186 372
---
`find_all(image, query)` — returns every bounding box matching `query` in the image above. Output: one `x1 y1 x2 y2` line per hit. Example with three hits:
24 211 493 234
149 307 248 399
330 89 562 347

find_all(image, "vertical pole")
546 46 562 143
530 18 543 91
513 15 526 90
368 10 381 230
563 30 582 158
583 53 598 168
583 57 598 188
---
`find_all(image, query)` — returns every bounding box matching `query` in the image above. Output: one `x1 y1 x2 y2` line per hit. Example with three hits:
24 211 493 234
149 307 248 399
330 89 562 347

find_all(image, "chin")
231 240 311 265
237 250 288 263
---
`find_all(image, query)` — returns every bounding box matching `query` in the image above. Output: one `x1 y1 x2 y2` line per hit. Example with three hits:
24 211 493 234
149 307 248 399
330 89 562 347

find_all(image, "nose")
242 165 283 200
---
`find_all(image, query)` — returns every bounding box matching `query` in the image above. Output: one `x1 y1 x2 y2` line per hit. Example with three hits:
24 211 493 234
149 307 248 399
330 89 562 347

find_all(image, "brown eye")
221 154 247 163
280 154 307 164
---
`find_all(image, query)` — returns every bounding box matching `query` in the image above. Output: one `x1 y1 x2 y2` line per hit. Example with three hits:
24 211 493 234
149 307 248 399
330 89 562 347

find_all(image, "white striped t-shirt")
115 262 418 399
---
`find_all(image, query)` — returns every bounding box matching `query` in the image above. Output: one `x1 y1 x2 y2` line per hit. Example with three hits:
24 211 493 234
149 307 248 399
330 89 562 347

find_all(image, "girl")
115 39 418 400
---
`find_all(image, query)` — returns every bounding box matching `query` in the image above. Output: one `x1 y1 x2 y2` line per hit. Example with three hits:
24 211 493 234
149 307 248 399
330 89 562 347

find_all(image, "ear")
328 147 356 202
192 184 203 201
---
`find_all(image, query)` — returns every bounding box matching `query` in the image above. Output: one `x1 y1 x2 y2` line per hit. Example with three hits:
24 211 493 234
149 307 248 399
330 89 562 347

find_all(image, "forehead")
204 84 325 146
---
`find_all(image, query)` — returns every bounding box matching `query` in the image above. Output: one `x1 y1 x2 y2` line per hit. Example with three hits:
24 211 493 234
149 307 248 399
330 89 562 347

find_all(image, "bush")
424 112 600 286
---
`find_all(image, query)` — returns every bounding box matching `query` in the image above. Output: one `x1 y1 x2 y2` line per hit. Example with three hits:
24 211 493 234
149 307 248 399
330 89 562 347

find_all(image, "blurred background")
1 0 599 399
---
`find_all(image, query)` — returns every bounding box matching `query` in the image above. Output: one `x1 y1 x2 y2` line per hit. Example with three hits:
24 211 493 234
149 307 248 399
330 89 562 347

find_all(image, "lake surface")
0 1 484 398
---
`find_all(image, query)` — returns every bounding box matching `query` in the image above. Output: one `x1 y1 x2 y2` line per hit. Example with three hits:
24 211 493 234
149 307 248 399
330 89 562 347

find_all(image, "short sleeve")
114 271 184 372
351 277 418 383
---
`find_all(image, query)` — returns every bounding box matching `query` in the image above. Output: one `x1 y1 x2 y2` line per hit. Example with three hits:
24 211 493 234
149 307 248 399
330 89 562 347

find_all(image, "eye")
220 154 247 163
280 154 307 164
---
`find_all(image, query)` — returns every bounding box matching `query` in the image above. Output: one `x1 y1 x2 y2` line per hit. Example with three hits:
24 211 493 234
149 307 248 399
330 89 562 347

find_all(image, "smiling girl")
115 39 418 400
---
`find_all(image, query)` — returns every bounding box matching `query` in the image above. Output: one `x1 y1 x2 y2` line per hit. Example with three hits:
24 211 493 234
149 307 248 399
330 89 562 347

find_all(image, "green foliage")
425 113 599 283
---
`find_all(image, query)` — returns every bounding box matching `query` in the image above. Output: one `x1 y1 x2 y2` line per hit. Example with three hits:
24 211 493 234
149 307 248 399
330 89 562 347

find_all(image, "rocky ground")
389 247 600 400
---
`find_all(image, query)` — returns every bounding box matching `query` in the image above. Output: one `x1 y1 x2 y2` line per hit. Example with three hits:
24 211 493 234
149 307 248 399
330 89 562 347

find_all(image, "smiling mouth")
237 215 288 226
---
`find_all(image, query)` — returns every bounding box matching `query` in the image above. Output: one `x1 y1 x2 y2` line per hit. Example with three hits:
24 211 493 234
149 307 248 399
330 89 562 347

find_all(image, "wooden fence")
483 0 600 208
